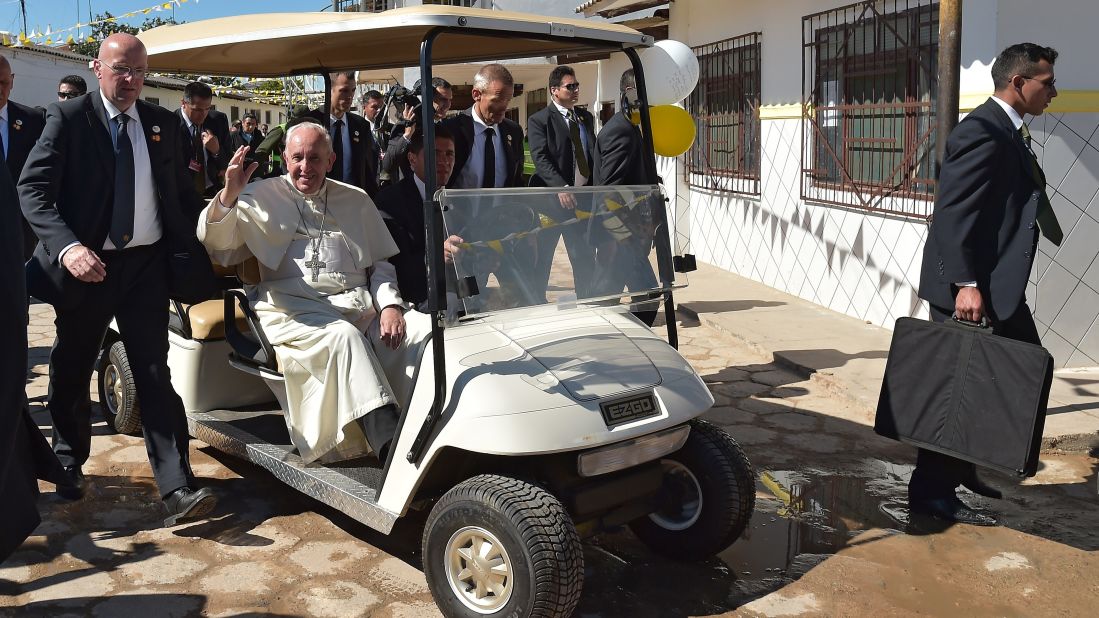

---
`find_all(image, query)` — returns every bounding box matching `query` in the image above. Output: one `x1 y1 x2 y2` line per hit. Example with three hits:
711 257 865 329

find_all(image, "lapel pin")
152 125 161 133
14 119 22 130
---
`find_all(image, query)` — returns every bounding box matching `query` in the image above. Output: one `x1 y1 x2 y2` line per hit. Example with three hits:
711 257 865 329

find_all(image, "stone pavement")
675 261 1099 453
7 290 1099 616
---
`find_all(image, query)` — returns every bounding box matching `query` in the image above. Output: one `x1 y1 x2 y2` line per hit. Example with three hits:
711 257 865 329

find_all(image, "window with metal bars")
802 0 938 218
685 32 761 196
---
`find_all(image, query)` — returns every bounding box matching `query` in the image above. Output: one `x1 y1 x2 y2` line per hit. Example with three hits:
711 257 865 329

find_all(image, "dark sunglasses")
559 82 581 92
58 91 83 100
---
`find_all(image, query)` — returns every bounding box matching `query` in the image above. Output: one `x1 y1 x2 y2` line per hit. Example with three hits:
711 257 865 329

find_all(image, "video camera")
380 81 423 139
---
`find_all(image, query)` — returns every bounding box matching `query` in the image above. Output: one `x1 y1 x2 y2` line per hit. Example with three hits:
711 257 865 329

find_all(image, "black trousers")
532 197 599 301
908 302 1043 501
48 243 194 498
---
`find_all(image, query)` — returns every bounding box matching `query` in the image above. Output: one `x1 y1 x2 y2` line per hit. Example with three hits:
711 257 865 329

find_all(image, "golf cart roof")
139 6 653 77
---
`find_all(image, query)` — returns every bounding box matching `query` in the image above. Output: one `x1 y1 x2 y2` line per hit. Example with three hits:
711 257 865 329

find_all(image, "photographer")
378 77 452 187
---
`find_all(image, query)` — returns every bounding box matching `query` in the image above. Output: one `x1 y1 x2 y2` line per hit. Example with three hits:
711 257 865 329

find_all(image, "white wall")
664 0 1099 367
2 47 285 125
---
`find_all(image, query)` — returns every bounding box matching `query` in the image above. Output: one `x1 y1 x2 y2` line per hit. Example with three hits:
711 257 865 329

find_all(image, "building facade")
654 0 1099 368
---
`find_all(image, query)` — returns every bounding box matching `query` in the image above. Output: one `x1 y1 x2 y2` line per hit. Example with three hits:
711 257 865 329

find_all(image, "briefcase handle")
951 313 993 333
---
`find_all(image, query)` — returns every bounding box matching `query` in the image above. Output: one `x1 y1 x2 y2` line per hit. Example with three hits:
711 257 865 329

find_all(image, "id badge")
188 159 202 172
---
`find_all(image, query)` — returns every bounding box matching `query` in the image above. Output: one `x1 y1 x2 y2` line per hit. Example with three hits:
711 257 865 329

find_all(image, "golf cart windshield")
438 185 677 318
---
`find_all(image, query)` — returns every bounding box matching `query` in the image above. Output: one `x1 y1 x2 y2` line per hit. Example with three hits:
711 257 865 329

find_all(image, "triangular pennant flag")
45 25 52 35
66 34 75 44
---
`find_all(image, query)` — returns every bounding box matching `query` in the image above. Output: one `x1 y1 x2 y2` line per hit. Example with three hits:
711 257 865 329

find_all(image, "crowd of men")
0 25 1071 566
0 32 655 558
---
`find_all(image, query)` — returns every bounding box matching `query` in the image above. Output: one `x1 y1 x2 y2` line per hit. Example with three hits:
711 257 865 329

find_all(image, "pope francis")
198 120 429 464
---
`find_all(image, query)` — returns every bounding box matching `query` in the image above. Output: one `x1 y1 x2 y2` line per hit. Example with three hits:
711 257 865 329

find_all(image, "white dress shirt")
990 95 1025 131
455 106 508 189
101 92 161 250
330 113 354 181
551 99 590 186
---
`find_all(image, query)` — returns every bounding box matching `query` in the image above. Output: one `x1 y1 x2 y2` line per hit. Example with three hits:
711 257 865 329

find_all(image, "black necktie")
0 124 6 163
568 109 590 180
330 119 344 182
111 114 135 248
482 126 496 188
192 125 206 196
1019 123 1063 246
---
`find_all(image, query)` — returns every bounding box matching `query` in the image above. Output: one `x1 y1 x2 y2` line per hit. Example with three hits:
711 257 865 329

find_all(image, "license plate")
599 392 659 428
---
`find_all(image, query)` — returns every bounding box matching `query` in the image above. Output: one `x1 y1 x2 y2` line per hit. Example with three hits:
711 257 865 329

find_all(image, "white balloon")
639 40 700 106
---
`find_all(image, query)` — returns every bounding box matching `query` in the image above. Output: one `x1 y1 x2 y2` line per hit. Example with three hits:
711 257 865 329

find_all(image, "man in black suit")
0 157 68 561
375 128 457 309
57 75 88 102
177 81 229 199
594 69 659 325
18 33 217 526
914 43 1062 526
443 64 524 189
379 78 453 188
229 112 263 151
528 65 598 299
1 55 47 260
320 71 379 197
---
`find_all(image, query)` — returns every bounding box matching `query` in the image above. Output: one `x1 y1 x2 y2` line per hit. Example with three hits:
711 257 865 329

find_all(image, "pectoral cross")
305 250 325 282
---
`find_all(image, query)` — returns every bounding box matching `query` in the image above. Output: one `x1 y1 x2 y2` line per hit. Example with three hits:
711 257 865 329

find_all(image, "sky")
0 0 335 37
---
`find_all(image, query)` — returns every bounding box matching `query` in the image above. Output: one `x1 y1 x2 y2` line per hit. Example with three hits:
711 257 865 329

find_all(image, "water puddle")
579 459 914 614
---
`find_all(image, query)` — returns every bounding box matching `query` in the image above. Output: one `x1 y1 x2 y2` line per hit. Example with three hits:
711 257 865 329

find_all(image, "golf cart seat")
168 262 251 341
218 258 281 378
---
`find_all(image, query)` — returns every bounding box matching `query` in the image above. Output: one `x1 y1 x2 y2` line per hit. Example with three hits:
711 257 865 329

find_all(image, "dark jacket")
375 176 428 307
177 107 231 197
527 103 595 187
0 161 66 561
18 93 203 309
442 109 525 188
6 100 47 259
919 98 1044 320
594 110 651 186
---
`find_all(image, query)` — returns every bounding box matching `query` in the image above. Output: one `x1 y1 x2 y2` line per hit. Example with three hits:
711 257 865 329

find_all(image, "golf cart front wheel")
423 474 583 618
630 419 755 561
97 341 143 435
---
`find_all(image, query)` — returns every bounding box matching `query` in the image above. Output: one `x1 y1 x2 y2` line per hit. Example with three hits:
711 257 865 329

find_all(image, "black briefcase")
874 317 1053 477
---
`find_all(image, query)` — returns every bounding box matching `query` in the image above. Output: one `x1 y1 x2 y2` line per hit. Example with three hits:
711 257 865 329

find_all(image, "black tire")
629 419 754 561
97 340 143 435
423 474 583 618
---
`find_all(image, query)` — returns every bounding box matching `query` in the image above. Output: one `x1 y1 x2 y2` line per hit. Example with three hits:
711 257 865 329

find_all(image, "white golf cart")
98 7 755 616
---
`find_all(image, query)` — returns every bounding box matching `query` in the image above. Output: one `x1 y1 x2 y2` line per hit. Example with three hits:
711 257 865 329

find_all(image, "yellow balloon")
647 105 696 157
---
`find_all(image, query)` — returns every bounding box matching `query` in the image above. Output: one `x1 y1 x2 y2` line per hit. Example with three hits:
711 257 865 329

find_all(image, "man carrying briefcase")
915 43 1061 526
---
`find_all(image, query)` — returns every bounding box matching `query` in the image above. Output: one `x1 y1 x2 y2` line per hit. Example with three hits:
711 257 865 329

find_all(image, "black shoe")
162 487 217 527
961 474 1003 500
909 496 997 526
56 465 85 501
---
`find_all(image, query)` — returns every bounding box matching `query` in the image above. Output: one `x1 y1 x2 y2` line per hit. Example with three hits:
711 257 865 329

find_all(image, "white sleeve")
369 259 410 311
197 198 254 267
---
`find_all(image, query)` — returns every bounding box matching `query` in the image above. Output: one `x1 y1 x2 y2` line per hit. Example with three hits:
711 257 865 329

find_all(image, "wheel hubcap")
648 459 704 530
102 363 123 416
444 526 514 613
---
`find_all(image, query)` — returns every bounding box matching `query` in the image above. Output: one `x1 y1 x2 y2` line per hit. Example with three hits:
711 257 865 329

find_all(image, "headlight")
577 425 690 477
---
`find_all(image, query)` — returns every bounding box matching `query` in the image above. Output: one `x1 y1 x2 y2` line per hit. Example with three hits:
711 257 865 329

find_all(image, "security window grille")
685 32 761 196
802 0 938 218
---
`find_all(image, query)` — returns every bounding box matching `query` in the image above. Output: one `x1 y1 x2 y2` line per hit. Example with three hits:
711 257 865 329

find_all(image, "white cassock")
198 175 430 463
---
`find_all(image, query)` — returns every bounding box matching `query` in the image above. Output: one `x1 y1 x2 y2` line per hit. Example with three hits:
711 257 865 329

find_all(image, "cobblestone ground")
3 302 1097 616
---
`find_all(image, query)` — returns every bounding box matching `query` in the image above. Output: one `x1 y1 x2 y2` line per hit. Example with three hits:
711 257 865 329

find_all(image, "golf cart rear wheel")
630 419 755 561
423 474 583 618
97 341 143 435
